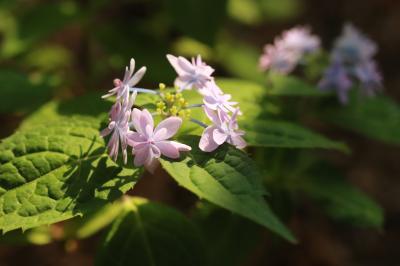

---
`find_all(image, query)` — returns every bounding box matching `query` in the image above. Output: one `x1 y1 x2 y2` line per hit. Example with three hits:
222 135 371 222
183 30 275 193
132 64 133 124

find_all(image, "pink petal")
145 157 160 173
230 135 247 149
213 128 228 145
151 144 161 158
203 106 220 125
153 116 182 141
131 108 143 134
139 109 154 137
199 126 220 152
177 56 194 73
167 54 185 76
170 141 192 152
126 132 147 147
128 66 146 87
133 146 150 167
156 141 180 159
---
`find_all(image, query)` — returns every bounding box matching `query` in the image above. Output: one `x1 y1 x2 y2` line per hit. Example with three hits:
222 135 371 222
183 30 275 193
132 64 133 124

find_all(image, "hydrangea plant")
0 19 395 266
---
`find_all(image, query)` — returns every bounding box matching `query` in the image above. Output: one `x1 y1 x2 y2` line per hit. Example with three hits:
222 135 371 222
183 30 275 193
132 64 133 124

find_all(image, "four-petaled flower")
167 54 214 91
101 92 136 163
199 107 246 152
102 58 147 101
127 108 191 172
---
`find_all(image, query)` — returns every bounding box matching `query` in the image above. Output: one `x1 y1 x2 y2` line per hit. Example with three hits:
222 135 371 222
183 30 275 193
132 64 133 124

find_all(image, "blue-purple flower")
319 24 383 103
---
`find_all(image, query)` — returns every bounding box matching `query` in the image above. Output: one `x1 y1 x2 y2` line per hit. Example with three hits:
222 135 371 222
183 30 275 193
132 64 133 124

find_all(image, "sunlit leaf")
161 136 296 242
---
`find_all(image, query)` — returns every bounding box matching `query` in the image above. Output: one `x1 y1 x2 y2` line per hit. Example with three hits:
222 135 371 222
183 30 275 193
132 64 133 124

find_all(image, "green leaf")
0 116 141 233
242 119 349 152
299 171 384 228
268 74 328 96
19 2 80 47
96 197 205 266
64 202 124 239
0 226 52 245
323 94 400 145
165 0 228 45
20 92 110 129
217 38 266 83
160 136 296 243
0 70 52 113
194 203 262 266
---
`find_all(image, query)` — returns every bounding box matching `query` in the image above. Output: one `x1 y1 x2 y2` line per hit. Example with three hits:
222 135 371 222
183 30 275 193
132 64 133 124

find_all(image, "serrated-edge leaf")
242 119 349 152
160 136 296 243
0 117 141 233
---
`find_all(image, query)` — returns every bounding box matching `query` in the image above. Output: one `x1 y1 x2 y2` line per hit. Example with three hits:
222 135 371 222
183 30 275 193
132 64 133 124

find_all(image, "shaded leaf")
243 119 349 152
165 0 228 45
96 197 205 266
0 70 52 114
194 203 262 266
323 94 400 145
300 171 384 228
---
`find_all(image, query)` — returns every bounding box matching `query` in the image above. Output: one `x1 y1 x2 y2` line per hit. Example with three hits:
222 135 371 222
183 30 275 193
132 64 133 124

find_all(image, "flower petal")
133 146 150 167
128 66 147 87
153 116 182 141
167 54 186 76
230 135 247 149
156 141 180 159
213 128 228 145
139 109 154 137
199 126 219 152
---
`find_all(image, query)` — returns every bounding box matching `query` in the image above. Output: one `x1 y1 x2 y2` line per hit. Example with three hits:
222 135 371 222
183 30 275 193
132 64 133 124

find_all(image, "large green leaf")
64 202 124 239
242 120 349 152
160 136 296 242
0 70 52 113
299 172 384 228
324 94 400 145
165 0 228 45
267 74 328 96
96 197 205 266
0 116 141 233
194 203 262 266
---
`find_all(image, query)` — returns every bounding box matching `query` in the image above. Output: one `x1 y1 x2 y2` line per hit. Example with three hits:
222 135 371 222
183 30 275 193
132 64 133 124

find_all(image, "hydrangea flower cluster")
319 24 383 104
259 26 321 74
101 55 246 172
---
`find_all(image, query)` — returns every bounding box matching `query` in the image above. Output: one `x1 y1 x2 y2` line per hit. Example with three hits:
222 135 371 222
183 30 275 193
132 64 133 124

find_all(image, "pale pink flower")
201 81 239 119
127 108 191 172
259 44 299 74
199 107 246 152
259 26 320 74
101 92 136 163
166 54 214 90
279 26 320 54
102 58 147 101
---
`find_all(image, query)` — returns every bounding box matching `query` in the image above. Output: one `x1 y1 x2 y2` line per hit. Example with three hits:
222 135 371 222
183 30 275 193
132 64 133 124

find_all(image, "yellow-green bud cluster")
156 83 191 119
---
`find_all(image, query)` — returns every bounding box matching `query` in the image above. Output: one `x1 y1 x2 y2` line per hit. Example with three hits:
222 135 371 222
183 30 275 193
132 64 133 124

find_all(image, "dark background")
0 0 399 265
